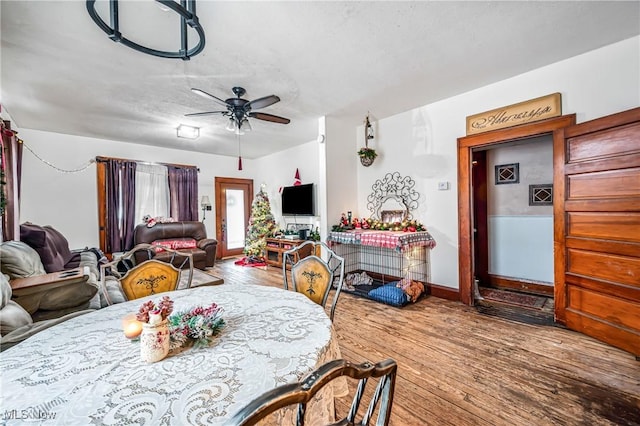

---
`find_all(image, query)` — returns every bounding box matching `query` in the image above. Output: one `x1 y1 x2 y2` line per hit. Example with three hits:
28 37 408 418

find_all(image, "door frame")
457 114 576 306
214 177 253 259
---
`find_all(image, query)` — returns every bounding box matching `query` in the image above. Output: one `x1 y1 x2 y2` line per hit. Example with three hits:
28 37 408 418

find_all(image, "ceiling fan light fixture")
240 118 252 132
226 117 237 132
176 124 200 139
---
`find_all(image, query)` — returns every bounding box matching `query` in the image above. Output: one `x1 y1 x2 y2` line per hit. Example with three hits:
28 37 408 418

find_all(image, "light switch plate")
438 181 450 190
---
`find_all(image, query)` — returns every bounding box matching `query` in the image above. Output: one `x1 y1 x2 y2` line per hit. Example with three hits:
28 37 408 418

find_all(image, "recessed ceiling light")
177 124 200 140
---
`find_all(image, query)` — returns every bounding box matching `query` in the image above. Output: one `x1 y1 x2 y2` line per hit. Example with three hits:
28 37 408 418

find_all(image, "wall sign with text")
466 93 562 135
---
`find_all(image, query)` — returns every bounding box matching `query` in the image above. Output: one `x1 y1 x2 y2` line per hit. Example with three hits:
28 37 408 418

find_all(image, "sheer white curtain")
135 164 170 223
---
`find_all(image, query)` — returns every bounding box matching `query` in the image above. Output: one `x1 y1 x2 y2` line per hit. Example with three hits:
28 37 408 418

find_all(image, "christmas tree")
244 187 277 258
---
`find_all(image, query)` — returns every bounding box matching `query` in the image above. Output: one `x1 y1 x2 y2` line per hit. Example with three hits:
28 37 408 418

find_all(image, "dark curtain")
106 159 137 252
1 121 22 241
168 166 198 221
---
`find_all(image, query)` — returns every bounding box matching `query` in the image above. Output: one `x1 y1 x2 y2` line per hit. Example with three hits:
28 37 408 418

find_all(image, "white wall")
254 139 320 232
489 216 554 283
324 117 358 234
356 36 640 290
16 128 256 249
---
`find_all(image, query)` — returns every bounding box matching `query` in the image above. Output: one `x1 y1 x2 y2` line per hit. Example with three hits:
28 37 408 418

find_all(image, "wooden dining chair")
225 358 397 426
99 243 193 305
282 241 345 321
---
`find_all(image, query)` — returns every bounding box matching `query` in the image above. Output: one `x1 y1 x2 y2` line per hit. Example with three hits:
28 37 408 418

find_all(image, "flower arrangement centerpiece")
137 295 174 324
168 302 225 348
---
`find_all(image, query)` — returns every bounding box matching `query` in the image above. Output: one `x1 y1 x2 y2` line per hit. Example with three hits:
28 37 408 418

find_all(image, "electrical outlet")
438 181 449 191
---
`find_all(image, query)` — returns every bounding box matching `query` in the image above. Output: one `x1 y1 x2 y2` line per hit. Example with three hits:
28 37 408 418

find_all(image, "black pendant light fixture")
86 0 205 60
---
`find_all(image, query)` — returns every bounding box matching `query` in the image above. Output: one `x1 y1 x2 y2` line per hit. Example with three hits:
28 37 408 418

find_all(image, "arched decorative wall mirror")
367 172 419 223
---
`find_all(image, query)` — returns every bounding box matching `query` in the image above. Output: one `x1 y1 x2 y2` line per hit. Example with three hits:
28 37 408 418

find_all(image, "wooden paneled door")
554 107 640 356
214 177 253 259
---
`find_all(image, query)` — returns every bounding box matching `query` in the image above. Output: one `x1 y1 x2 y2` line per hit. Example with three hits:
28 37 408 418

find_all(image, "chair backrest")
118 259 180 300
100 243 193 304
282 241 345 321
225 358 397 426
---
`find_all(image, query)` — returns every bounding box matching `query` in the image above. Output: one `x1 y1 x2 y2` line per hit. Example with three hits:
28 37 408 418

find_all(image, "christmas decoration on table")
133 296 225 349
309 226 321 241
332 216 426 232
137 296 174 323
168 302 225 348
243 186 278 259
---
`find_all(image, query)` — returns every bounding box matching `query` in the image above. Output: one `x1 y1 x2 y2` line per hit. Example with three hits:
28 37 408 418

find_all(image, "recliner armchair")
133 221 217 269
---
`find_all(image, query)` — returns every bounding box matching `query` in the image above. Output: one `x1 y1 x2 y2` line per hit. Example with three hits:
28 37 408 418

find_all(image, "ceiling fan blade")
248 112 290 124
191 88 229 107
184 111 227 117
245 95 280 111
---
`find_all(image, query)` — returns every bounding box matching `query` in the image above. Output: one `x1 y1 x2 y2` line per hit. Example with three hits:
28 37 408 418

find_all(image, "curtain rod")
95 156 199 172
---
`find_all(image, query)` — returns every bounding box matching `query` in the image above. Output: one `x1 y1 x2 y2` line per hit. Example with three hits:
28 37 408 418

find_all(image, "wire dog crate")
329 240 431 284
327 230 436 284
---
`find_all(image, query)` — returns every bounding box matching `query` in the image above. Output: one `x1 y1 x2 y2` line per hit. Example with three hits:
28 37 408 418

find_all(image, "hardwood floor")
209 258 640 426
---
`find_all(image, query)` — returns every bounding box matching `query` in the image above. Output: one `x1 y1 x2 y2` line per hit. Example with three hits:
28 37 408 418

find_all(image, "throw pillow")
0 241 46 279
152 238 197 252
367 282 409 307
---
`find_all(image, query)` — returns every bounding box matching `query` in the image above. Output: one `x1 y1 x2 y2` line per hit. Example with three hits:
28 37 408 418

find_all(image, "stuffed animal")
397 278 425 302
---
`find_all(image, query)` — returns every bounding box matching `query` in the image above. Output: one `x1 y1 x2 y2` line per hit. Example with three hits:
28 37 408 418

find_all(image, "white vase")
140 319 170 363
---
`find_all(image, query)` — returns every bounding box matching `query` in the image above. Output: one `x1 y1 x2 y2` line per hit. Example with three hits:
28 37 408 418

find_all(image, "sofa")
133 221 218 270
12 223 103 319
0 223 105 350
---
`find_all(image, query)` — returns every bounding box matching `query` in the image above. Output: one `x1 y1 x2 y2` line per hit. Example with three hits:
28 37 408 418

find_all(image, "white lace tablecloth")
0 285 343 425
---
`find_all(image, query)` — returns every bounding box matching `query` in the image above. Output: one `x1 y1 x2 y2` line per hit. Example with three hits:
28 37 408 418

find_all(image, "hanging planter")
358 147 378 167
358 113 377 167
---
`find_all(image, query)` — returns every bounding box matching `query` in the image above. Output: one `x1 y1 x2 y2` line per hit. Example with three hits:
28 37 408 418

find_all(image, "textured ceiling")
1 1 638 159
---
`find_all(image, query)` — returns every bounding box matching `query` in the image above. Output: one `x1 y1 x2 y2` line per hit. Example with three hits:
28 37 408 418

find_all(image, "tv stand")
264 238 315 268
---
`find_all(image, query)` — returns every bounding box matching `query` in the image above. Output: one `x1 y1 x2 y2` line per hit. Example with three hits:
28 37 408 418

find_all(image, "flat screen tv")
281 183 314 216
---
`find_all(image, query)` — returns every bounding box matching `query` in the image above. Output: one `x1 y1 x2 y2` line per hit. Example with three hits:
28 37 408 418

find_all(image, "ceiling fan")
185 86 290 133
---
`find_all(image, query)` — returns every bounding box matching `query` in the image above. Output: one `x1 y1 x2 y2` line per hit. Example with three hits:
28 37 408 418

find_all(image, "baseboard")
488 274 554 297
426 283 460 301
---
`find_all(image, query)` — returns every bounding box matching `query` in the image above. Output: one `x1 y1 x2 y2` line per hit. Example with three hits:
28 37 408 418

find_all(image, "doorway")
214 177 253 259
471 137 556 323
457 115 576 306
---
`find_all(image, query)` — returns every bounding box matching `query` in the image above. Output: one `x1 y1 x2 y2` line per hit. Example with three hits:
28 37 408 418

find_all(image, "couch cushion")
20 223 73 272
1 274 13 309
0 241 47 279
0 300 33 336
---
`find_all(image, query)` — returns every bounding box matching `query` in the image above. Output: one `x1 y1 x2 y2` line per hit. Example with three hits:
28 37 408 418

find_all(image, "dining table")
0 284 345 425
